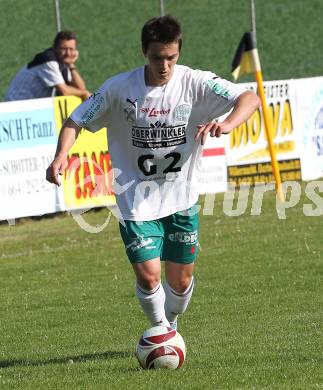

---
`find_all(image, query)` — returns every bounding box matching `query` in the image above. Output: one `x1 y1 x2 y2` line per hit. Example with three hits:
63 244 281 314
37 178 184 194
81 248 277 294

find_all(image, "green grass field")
0 189 322 389
1 0 323 99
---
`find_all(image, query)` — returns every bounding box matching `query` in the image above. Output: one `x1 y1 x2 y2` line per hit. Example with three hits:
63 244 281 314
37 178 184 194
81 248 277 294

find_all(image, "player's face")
55 39 77 64
144 41 180 86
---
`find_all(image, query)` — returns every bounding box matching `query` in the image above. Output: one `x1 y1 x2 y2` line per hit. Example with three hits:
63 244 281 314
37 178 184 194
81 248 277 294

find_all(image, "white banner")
198 136 227 194
0 98 64 220
294 76 323 180
0 146 64 220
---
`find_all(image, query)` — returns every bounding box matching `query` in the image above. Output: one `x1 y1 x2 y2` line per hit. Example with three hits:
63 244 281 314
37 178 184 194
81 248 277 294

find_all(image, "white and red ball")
136 326 186 369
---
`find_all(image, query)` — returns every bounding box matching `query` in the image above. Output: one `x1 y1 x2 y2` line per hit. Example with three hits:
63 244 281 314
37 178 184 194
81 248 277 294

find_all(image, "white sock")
136 282 170 327
164 277 195 324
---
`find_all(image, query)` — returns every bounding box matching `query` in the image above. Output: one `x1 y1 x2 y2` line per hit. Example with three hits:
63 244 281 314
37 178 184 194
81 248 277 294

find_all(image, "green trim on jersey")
119 205 199 264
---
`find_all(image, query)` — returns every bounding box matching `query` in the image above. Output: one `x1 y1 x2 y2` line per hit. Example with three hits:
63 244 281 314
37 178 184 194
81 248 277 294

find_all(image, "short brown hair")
53 30 77 48
141 15 182 54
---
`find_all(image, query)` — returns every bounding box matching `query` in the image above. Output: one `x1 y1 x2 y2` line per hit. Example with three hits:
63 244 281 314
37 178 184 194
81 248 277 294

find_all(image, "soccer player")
46 16 260 330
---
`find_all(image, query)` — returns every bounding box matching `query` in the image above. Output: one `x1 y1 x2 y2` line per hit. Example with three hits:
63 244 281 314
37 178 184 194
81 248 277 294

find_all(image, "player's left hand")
195 121 232 145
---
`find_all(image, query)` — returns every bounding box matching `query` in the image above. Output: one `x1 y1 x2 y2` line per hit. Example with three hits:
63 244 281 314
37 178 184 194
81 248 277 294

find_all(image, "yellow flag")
231 32 261 80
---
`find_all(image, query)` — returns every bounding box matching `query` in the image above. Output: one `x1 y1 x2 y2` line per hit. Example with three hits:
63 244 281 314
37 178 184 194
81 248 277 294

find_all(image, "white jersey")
70 64 246 221
5 62 70 101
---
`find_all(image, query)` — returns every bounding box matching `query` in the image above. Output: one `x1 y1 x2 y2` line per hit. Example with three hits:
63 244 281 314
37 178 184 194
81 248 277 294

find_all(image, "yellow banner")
53 96 115 209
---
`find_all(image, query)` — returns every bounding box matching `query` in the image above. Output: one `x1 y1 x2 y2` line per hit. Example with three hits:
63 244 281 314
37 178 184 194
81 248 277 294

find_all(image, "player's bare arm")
46 118 81 186
195 90 261 145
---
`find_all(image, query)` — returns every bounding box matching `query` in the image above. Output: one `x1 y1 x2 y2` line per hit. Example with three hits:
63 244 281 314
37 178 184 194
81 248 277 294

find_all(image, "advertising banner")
1 76 322 221
0 98 64 220
53 96 115 210
294 77 323 180
0 96 115 221
225 79 301 186
198 136 227 194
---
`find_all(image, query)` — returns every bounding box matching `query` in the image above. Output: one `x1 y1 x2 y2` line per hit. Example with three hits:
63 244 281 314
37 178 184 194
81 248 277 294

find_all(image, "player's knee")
169 275 192 294
138 273 160 291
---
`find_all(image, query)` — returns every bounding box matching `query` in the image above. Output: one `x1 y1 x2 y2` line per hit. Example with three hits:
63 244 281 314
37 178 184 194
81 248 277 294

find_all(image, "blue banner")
0 107 57 150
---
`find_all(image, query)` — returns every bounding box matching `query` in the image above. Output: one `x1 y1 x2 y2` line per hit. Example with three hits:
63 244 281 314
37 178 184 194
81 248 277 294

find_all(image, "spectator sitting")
5 30 91 101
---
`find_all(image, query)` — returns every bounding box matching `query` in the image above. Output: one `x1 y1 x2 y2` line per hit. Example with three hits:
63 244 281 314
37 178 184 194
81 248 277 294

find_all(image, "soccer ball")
136 326 186 369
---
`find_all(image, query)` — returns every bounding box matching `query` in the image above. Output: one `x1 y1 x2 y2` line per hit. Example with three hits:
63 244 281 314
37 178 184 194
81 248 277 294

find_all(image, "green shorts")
119 205 199 264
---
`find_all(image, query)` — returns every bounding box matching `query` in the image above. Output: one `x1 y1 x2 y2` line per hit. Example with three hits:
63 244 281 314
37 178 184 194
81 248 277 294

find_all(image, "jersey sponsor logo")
124 97 138 123
204 79 230 99
168 231 198 244
132 121 186 148
126 97 138 108
140 107 170 117
125 237 155 252
174 104 191 122
88 92 101 100
80 92 104 126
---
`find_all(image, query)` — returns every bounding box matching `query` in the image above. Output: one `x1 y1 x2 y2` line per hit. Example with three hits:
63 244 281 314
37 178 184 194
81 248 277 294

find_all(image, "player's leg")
119 220 169 327
161 205 199 327
132 259 169 327
132 257 161 290
164 261 195 327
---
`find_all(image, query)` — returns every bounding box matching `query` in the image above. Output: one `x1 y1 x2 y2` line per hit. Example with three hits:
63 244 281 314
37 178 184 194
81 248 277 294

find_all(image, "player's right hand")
46 156 68 186
195 121 233 145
